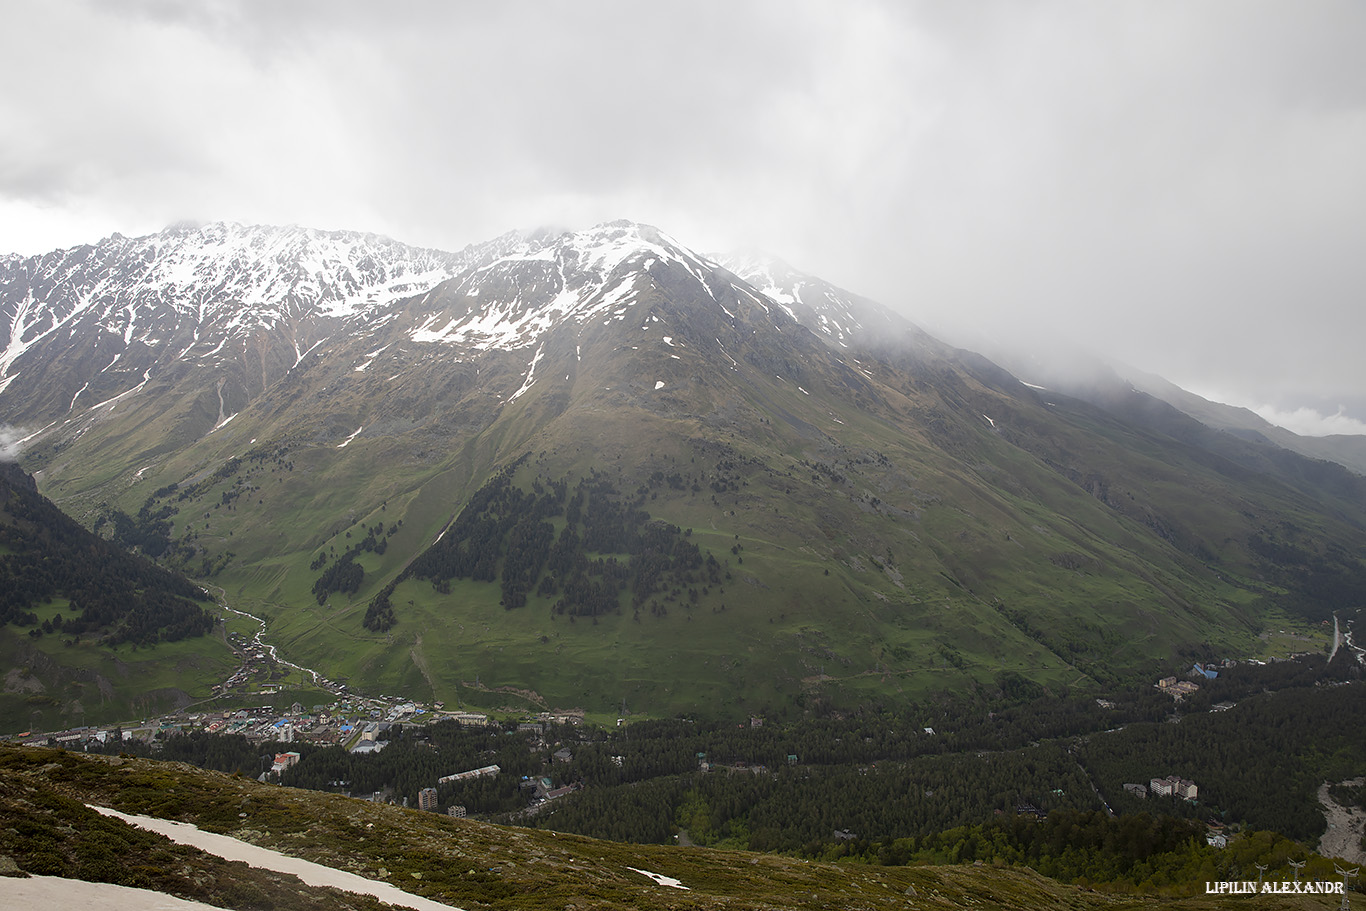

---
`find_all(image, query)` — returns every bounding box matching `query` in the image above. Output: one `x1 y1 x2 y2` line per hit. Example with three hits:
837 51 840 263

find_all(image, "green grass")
126 424 1289 720
0 629 237 731
23 315 1364 724
2 744 1343 911
1251 611 1334 661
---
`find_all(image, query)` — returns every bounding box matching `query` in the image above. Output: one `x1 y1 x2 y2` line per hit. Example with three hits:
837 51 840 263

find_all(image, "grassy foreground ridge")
0 744 1352 911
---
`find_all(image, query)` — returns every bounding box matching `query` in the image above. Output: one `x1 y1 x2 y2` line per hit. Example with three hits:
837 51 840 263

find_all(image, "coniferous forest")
522 658 1362 851
0 462 215 646
362 458 721 631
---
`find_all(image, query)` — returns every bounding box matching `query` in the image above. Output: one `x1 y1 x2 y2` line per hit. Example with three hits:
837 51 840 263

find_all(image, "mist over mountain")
2 220 1364 723
974 337 1366 479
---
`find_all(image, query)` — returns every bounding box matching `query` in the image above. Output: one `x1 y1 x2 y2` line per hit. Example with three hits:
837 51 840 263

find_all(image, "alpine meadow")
3 219 1364 728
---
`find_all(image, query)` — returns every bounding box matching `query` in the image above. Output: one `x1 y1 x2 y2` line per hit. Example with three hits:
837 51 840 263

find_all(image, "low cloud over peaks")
1252 405 1366 438
0 425 27 462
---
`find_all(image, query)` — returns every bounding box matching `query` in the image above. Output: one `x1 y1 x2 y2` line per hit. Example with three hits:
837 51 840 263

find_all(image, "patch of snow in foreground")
87 806 463 911
0 875 227 911
627 867 689 890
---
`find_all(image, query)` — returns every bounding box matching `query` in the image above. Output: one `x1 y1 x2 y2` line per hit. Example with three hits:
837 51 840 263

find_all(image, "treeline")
96 442 298 571
90 729 267 774
540 743 1098 852
364 455 722 631
534 684 1170 790
0 463 215 645
853 810 1348 896
1247 530 1366 622
312 520 399 605
1079 665 1366 842
279 722 545 814
534 664 1363 852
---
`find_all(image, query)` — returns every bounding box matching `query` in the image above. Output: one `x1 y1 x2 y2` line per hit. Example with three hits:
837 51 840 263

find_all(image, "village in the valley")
2 620 596 815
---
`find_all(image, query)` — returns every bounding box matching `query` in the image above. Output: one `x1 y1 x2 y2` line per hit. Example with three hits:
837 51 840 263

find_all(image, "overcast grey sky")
2 1 1363 434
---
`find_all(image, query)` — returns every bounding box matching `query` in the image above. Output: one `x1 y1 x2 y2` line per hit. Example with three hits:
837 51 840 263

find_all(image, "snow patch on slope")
406 221 738 354
509 344 545 402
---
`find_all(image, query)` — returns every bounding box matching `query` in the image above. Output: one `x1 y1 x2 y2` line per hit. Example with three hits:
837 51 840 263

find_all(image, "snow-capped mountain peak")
0 222 465 379
716 250 921 350
0 222 486 417
404 220 743 352
0 218 910 427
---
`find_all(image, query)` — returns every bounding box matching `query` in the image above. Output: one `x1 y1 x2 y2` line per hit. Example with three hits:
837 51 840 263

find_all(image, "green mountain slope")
0 461 232 731
8 223 1365 720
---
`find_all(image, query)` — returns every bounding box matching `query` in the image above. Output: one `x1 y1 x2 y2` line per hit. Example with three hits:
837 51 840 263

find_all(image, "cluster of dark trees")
0 464 215 645
531 657 1361 852
94 721 549 815
280 723 544 814
516 685 1162 848
312 556 364 604
1247 530 1366 621
543 740 1098 852
361 584 399 631
855 809 1341 893
311 521 398 605
89 729 266 773
1080 670 1365 842
363 456 722 631
95 497 179 559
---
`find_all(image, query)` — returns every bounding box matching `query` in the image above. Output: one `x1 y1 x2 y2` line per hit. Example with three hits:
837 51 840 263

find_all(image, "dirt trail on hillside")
1318 779 1366 864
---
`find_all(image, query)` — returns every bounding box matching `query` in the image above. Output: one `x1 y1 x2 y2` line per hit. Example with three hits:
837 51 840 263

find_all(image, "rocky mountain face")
0 222 492 424
2 220 1364 720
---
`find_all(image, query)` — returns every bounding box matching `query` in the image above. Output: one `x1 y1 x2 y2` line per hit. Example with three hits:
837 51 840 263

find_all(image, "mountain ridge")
2 219 1364 723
